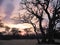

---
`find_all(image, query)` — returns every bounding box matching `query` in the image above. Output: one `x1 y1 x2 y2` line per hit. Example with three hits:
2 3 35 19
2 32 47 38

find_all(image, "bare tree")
20 0 60 43
21 13 40 43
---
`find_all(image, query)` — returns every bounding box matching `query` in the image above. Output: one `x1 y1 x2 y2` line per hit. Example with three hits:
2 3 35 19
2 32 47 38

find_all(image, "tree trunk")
47 20 55 43
39 18 46 43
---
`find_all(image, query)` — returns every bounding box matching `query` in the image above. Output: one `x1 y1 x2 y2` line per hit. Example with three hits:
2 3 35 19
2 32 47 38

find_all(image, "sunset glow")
0 0 59 36
3 23 34 33
4 23 33 29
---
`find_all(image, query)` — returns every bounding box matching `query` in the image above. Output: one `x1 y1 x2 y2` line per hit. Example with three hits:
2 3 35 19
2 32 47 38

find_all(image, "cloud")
4 1 14 21
0 0 3 6
0 0 25 24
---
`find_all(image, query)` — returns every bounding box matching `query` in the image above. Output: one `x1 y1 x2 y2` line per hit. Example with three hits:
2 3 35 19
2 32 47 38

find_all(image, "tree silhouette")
20 0 60 43
5 26 10 32
20 13 40 43
11 28 19 35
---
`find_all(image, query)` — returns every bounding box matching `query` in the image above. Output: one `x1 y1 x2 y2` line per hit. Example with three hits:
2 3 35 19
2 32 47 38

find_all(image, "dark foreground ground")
0 39 60 45
0 31 60 45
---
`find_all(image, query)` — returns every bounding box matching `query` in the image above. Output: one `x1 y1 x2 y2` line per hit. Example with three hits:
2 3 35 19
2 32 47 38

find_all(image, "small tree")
5 26 10 32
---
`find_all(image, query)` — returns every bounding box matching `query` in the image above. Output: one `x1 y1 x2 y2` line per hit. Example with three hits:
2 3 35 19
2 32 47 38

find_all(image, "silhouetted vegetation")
20 0 60 43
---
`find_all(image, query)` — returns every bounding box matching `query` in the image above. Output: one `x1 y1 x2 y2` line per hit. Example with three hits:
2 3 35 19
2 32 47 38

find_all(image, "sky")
0 0 21 23
0 0 60 26
0 0 59 23
0 0 60 34
0 0 35 33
